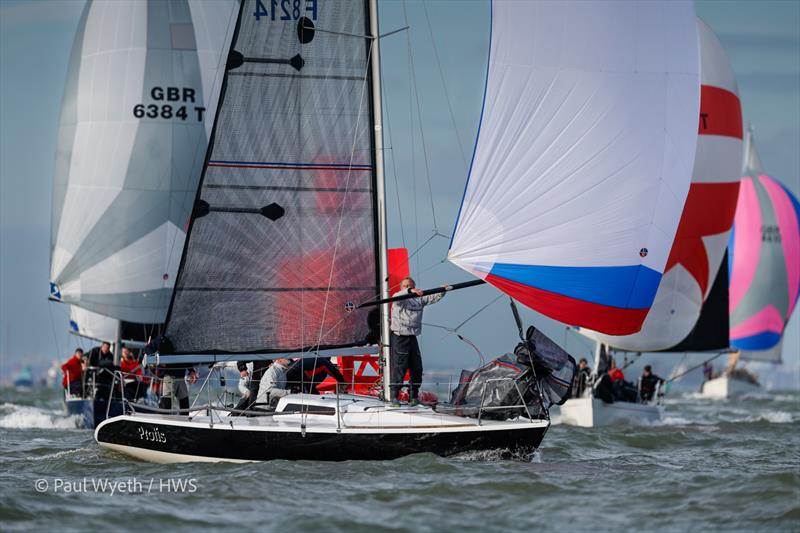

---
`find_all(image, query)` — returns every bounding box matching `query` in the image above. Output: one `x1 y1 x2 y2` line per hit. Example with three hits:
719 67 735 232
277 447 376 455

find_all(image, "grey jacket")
390 289 445 336
256 362 290 405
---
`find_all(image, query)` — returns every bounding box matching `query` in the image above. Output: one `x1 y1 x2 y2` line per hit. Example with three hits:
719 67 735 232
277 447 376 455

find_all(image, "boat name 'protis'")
138 427 167 443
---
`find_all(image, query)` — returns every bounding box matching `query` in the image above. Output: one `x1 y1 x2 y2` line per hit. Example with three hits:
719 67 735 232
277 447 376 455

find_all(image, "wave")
657 415 698 426
746 410 793 424
771 394 800 402
0 403 80 429
648 409 794 427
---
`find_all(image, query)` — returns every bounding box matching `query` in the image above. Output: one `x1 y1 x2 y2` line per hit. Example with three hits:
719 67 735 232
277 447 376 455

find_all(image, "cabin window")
280 404 335 416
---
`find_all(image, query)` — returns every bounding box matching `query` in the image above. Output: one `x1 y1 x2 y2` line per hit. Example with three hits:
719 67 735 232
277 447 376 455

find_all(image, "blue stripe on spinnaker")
727 223 735 282
487 263 663 309
776 178 800 230
731 331 782 351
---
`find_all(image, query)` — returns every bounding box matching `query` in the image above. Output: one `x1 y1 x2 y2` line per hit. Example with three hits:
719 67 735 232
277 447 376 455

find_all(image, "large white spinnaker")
49 0 238 324
584 18 743 350
448 0 701 336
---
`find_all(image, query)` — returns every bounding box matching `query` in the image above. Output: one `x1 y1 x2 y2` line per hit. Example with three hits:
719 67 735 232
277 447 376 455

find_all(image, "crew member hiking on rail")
389 277 445 407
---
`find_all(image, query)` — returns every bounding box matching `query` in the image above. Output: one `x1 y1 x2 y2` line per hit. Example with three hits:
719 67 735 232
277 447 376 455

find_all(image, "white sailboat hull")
700 376 761 399
558 397 662 428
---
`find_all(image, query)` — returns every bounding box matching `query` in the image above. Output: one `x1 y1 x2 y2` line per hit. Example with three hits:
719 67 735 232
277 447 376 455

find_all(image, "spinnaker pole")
368 0 392 401
357 279 487 308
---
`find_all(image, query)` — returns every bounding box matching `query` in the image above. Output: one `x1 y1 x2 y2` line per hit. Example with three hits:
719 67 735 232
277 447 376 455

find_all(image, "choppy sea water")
0 387 797 532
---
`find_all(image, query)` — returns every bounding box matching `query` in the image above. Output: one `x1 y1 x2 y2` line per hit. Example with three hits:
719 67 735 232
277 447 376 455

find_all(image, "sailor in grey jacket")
389 277 445 405
390 281 445 336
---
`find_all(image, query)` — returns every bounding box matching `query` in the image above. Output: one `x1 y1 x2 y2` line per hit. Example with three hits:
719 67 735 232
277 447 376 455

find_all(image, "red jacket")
61 356 82 388
121 359 142 379
608 368 625 382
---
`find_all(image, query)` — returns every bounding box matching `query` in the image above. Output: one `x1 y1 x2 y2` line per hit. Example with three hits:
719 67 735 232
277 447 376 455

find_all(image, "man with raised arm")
389 277 445 407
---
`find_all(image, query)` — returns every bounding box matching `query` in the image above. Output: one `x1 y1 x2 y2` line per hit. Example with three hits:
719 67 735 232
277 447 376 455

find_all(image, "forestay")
50 0 238 324
729 133 800 362
448 0 700 336
585 19 742 350
165 0 379 354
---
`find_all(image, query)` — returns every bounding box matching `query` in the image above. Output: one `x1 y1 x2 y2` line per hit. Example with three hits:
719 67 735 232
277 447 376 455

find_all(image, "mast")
592 342 603 381
368 0 391 401
113 320 122 365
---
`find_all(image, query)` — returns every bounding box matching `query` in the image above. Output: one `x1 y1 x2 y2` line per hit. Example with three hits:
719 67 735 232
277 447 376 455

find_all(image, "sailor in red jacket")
120 346 146 400
607 358 625 382
61 348 84 396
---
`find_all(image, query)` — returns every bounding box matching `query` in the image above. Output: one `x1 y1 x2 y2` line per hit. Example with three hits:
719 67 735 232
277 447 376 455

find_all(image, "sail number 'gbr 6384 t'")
133 87 206 122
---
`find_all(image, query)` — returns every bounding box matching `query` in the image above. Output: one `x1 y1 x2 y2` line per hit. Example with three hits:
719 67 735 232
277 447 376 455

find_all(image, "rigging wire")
401 0 439 235
665 351 730 384
422 323 485 367
423 293 504 365
380 66 407 248
420 0 469 169
563 325 602 360
47 302 64 358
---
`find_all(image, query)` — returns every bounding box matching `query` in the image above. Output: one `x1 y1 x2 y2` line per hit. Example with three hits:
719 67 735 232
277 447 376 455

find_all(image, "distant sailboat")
701 129 800 398
562 17 739 426
49 0 238 427
95 0 700 463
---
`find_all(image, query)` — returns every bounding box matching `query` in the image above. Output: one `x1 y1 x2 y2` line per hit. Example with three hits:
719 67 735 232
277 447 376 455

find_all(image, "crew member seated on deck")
237 359 272 411
285 357 346 394
607 358 624 383
608 357 638 403
145 336 198 413
256 358 292 408
61 348 84 396
638 365 664 402
159 365 197 413
390 277 445 407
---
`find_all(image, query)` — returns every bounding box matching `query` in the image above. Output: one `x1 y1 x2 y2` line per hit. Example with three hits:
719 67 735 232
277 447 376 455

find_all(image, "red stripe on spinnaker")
484 274 649 335
699 85 743 139
664 181 741 296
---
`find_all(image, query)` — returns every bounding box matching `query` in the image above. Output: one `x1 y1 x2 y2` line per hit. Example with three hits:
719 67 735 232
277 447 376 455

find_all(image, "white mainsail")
49 0 238 324
449 0 700 336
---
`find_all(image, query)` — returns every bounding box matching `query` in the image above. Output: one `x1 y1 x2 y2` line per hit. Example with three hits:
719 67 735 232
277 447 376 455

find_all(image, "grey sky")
1 0 798 381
